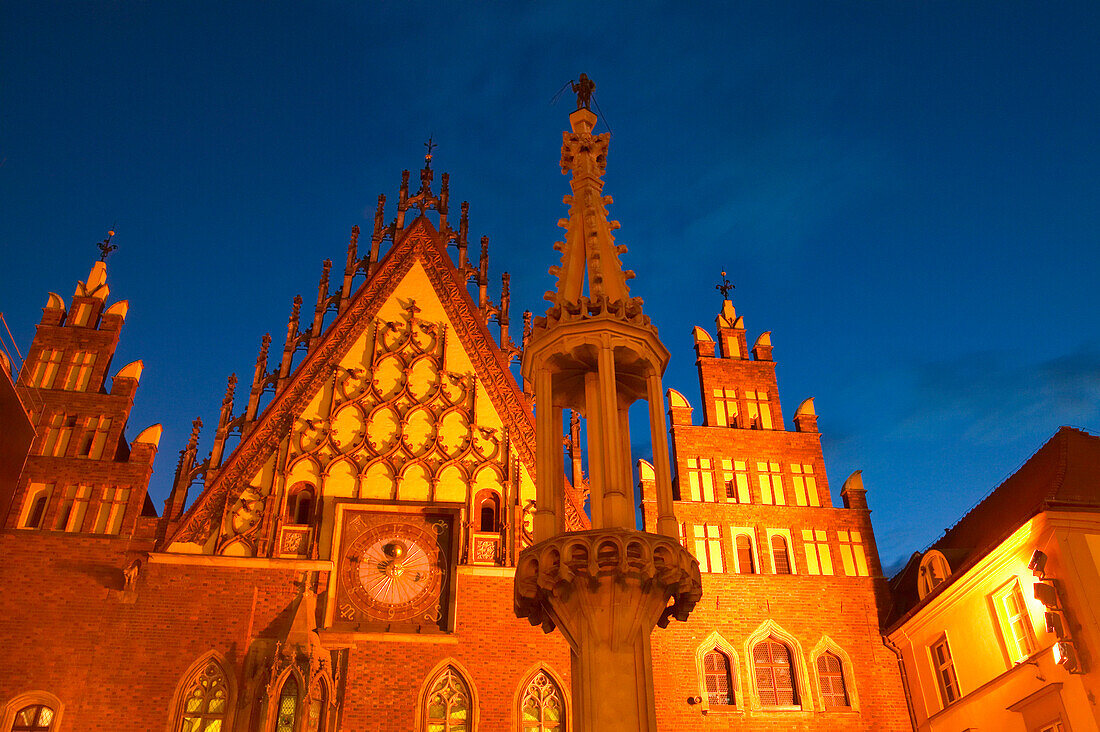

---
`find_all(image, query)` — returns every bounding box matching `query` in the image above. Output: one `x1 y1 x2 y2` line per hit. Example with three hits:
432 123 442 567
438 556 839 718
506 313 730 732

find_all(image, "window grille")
817 652 849 707
275 676 298 732
11 705 54 732
753 640 797 706
771 535 792 574
703 649 735 706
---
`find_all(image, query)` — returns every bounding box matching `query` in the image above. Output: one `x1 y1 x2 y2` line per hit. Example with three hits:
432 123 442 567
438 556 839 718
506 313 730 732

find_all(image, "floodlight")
1045 611 1066 638
1028 549 1048 578
1053 641 1079 673
1034 581 1059 609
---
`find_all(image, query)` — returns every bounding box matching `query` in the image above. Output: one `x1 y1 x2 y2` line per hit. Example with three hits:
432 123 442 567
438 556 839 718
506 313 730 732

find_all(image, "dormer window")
918 550 952 599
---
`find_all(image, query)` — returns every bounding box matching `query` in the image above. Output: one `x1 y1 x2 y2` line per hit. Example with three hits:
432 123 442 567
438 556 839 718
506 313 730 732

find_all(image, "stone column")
533 367 558 542
646 370 678 538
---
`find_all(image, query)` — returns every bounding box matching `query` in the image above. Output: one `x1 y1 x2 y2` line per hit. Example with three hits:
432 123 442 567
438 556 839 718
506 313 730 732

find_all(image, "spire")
544 103 637 314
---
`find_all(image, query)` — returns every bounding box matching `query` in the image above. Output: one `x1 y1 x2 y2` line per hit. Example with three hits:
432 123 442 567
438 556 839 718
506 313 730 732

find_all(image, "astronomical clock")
328 504 458 633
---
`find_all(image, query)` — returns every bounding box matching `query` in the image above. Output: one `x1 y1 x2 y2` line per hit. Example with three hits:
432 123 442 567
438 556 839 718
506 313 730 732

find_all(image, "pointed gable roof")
169 214 574 545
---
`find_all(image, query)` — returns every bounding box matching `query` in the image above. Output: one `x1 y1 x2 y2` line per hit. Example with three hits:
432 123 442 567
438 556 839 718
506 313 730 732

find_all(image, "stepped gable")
886 426 1100 627
168 170 587 546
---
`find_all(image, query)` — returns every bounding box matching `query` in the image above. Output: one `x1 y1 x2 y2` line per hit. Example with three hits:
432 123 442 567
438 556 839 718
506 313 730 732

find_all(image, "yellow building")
885 427 1100 732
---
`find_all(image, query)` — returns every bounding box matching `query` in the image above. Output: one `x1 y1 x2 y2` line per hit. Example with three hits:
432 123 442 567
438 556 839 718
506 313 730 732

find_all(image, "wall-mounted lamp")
1053 641 1079 673
1028 549 1048 578
1034 581 1059 609
1045 611 1066 638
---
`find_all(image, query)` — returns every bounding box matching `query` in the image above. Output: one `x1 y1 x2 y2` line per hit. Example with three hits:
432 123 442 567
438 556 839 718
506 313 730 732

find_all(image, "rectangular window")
790 464 820 507
69 301 93 326
55 485 92 532
713 388 739 427
29 349 64 388
801 529 834 575
837 530 870 576
931 636 960 707
77 416 113 459
993 579 1037 663
757 461 785 505
720 459 751 503
63 351 96 391
92 487 129 535
41 413 77 457
693 524 724 573
686 458 715 502
745 390 773 429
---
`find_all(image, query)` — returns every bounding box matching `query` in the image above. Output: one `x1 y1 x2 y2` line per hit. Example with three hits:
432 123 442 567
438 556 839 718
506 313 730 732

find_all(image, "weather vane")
97 230 117 262
716 270 734 299
424 136 436 167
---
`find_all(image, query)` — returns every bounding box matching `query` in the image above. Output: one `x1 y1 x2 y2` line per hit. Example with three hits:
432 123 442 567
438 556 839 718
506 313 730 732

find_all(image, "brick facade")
1 174 908 731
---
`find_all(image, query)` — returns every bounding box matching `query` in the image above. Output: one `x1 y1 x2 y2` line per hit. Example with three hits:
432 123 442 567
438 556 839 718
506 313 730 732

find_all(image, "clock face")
340 519 447 623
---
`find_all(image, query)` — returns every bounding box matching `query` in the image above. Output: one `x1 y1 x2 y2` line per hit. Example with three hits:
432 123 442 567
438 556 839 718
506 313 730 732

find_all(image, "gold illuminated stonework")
515 84 702 731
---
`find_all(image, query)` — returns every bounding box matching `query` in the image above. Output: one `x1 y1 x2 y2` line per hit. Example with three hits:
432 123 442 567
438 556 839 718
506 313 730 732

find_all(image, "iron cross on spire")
716 270 735 299
97 229 118 262
424 136 436 167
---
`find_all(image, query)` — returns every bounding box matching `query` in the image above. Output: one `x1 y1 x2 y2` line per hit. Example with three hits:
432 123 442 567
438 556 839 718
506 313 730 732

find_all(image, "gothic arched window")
703 649 735 706
275 676 299 732
425 666 473 731
817 652 850 708
735 534 756 574
519 670 564 731
178 660 229 731
10 706 54 732
753 638 798 707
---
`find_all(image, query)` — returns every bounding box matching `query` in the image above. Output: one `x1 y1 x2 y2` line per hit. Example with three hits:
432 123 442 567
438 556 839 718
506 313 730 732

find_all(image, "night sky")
3 2 1098 572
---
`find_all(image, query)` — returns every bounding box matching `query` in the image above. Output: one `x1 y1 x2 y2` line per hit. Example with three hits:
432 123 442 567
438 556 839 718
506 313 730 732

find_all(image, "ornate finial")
97 230 118 262
222 373 238 407
571 73 595 110
424 137 436 167
716 270 734 300
188 417 202 451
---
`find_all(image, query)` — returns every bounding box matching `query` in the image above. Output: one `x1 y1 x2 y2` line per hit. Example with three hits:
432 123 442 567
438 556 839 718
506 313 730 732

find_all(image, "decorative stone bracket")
514 528 701 637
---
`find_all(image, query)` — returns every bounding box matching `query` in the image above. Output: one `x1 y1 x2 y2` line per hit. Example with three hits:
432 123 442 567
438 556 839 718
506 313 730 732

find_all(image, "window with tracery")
753 639 798 707
519 671 563 730
304 684 325 732
703 649 735 706
178 660 229 731
275 676 299 732
425 666 472 731
817 652 849 708
10 705 54 732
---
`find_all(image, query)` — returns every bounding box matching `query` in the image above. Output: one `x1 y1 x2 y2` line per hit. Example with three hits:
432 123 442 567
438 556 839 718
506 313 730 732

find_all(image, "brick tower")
640 297 911 729
8 257 161 537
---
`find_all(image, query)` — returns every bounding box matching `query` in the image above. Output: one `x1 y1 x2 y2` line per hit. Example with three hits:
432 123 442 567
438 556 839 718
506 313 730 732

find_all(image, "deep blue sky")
3 2 1098 571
